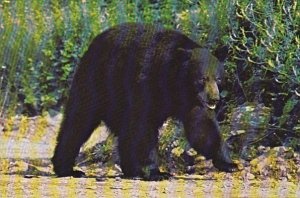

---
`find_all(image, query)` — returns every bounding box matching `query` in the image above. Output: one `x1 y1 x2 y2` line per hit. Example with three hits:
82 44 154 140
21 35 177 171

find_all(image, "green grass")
0 1 299 134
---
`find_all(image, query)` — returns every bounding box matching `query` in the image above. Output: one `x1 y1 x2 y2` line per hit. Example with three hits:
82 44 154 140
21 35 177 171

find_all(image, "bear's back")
77 23 200 94
96 23 198 52
85 23 199 72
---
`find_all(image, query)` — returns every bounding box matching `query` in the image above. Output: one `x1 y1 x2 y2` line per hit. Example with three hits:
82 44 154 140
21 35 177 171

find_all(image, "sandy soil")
0 115 299 197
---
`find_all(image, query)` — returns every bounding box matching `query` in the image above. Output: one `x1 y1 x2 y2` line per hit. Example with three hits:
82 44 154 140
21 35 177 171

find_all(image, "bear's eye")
197 77 207 85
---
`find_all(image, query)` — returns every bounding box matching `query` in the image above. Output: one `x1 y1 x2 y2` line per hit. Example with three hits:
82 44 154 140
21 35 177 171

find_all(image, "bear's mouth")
197 95 218 110
205 102 217 110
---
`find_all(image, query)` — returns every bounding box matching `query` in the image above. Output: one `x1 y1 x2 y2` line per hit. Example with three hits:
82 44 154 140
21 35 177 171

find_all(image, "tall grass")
0 0 299 123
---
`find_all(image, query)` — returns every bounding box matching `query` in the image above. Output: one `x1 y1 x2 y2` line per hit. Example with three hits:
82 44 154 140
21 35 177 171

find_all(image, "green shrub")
0 0 298 151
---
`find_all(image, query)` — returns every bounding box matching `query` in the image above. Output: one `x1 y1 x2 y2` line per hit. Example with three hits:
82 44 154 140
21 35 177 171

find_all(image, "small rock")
115 176 122 181
24 174 37 179
261 167 269 177
287 174 292 180
258 145 266 153
186 148 197 156
279 165 287 177
86 186 97 190
276 156 285 164
114 164 122 173
96 176 106 182
230 130 246 136
247 173 255 180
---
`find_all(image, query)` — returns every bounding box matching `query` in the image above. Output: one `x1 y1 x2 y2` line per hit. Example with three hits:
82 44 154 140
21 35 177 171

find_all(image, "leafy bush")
224 1 300 146
0 0 299 151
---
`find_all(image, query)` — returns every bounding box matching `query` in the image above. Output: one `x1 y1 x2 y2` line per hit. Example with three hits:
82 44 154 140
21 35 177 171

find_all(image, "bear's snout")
197 81 220 110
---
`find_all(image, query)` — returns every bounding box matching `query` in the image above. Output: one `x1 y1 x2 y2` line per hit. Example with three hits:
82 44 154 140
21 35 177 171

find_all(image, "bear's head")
179 47 228 110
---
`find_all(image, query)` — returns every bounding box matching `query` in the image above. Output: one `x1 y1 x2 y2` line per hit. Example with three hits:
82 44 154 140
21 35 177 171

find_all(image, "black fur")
52 23 237 179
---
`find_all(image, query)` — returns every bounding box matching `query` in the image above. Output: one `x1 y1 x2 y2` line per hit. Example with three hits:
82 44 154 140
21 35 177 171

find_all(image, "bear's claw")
146 171 172 181
56 170 86 178
213 161 239 172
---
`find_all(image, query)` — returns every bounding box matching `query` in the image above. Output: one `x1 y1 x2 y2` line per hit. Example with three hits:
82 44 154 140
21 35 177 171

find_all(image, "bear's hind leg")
139 130 172 181
52 100 101 177
118 129 144 178
117 106 168 180
118 118 171 180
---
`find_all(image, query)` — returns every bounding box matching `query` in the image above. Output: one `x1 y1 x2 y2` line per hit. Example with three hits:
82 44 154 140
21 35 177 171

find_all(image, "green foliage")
0 1 299 149
226 0 299 97
0 0 233 115
280 97 298 125
159 119 188 157
85 134 115 164
158 119 192 173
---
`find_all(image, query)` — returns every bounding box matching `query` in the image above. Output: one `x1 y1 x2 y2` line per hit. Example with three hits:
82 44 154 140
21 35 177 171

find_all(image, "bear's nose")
207 95 220 103
207 91 220 103
205 81 220 102
208 98 219 104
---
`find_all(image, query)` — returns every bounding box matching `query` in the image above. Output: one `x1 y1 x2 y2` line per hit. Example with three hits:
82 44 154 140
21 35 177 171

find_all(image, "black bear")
52 23 237 179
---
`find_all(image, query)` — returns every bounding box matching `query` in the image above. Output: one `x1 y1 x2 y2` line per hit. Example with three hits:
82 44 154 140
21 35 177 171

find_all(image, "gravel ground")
0 114 300 197
0 174 299 197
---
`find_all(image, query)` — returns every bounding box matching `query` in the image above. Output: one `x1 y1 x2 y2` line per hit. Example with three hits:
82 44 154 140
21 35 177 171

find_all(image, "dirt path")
0 115 299 197
0 136 299 198
0 173 299 197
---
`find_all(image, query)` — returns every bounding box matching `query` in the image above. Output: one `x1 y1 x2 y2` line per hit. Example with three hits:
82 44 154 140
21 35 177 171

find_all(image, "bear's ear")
177 48 193 62
214 46 229 62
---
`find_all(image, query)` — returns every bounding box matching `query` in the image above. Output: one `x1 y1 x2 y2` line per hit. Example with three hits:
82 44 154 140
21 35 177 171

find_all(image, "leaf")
220 90 229 98
171 147 184 157
267 59 275 68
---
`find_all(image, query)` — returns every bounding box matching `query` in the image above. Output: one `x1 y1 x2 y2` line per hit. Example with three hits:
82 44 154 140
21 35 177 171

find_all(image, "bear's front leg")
211 141 238 172
184 106 238 172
